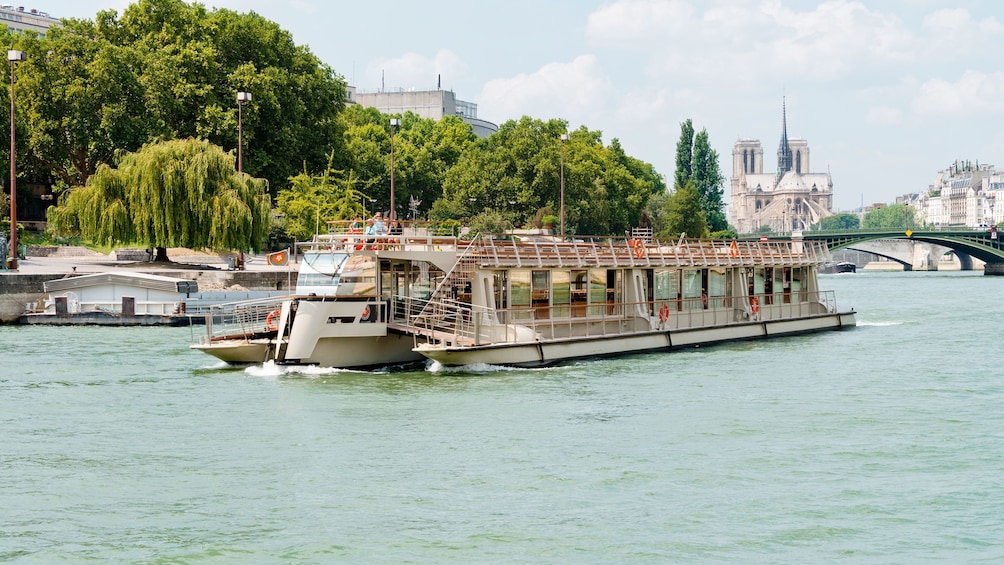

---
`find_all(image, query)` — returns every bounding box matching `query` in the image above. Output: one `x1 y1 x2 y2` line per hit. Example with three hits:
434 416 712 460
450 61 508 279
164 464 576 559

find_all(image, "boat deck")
306 232 832 269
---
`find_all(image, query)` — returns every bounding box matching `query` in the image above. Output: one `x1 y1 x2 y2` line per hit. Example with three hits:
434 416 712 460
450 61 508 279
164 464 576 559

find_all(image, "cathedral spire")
777 96 793 182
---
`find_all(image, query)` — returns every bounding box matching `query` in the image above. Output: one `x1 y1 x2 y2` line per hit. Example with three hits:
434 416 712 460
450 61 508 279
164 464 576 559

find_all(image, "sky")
35 0 1004 211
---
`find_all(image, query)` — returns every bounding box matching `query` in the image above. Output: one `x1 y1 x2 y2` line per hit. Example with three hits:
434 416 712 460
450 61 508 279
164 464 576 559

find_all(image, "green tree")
692 130 727 231
277 153 373 241
672 119 726 232
17 0 346 195
815 213 860 231
862 204 918 229
658 182 708 239
674 119 694 189
47 138 270 260
437 118 661 235
337 107 474 220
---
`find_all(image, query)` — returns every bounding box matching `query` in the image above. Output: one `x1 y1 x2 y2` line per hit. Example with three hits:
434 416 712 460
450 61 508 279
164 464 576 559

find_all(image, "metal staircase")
407 237 486 346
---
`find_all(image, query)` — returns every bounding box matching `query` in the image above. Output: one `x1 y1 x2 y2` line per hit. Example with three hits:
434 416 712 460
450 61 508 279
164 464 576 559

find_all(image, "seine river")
2 271 1002 563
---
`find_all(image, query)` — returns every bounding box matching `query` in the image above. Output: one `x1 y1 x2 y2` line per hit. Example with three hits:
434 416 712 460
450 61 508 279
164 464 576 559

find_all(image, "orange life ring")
658 303 670 323
360 305 370 321
750 297 760 314
265 309 281 331
630 238 645 259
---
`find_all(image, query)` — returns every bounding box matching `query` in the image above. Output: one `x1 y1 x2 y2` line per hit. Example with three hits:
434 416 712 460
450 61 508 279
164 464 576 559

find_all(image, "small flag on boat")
267 248 289 266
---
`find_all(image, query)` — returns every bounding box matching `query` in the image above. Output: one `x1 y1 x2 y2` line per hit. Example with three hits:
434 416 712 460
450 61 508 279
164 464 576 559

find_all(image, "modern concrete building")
729 100 834 234
0 4 60 34
351 86 498 138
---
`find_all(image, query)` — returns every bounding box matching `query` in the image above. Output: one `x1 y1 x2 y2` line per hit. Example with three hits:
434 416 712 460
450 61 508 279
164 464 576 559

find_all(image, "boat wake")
425 360 551 374
856 320 904 327
244 361 360 379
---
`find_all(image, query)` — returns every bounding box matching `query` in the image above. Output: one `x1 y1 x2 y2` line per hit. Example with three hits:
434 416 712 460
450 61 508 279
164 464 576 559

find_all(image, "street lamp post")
559 133 569 239
236 91 251 174
7 49 24 270
389 118 400 220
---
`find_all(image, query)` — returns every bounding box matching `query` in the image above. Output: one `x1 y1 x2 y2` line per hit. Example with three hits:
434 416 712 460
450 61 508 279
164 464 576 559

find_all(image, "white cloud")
478 55 614 125
585 0 915 84
586 0 695 45
922 8 1004 43
912 70 1004 116
865 106 903 125
364 50 467 91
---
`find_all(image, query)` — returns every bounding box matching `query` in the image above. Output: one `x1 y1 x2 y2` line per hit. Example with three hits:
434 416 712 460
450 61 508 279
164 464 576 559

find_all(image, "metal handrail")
405 289 840 348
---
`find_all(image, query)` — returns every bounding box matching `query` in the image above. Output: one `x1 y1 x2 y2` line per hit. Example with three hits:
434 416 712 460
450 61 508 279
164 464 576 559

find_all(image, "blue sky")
38 0 1004 211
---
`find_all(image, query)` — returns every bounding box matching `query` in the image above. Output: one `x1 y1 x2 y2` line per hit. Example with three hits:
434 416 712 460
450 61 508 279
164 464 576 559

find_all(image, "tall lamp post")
7 49 24 270
389 118 400 220
235 91 250 269
236 91 251 174
559 133 569 239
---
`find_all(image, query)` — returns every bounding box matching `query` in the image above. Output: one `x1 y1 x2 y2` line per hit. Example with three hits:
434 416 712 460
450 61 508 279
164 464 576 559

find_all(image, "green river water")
2 270 1002 562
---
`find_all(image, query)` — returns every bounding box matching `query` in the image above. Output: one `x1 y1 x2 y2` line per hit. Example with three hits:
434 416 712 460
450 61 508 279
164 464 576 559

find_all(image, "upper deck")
301 230 832 271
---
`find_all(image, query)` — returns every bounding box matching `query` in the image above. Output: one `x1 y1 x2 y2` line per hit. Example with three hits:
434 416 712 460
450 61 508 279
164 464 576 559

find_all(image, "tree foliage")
12 2 675 243
862 204 918 229
692 130 727 231
276 153 373 241
671 119 726 232
47 138 270 254
14 0 346 195
337 106 475 220
659 182 708 239
436 117 663 235
815 213 861 231
674 119 695 190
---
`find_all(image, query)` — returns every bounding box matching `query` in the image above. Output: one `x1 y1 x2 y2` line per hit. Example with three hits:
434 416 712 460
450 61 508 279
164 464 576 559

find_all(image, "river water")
2 271 1002 563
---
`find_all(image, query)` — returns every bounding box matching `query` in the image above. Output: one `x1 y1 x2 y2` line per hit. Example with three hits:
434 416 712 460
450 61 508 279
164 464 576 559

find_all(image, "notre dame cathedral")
728 99 834 234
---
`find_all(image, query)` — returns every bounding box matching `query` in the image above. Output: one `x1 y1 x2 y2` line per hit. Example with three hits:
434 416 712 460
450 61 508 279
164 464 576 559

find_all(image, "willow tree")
48 138 270 261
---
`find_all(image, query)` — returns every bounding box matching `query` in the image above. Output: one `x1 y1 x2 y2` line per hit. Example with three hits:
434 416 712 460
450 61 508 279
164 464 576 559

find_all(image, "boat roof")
44 271 198 294
301 233 831 270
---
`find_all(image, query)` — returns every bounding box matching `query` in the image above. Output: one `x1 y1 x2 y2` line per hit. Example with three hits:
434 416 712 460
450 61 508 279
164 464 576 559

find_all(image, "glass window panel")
510 270 531 320
682 269 702 311
708 268 726 296
552 270 570 318
588 269 607 316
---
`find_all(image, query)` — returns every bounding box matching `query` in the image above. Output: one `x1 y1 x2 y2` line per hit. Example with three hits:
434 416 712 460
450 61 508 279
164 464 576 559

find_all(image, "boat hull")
416 311 856 367
191 340 273 364
282 332 425 369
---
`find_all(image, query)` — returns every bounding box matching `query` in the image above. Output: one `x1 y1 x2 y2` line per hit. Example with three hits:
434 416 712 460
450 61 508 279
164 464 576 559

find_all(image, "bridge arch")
751 229 1004 275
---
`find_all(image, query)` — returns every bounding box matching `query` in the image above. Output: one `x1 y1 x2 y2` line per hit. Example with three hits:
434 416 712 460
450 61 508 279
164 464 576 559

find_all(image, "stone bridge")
843 239 977 271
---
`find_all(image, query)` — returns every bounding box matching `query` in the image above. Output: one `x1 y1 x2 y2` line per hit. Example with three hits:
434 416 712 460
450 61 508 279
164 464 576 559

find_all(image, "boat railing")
190 296 288 345
295 232 466 258
403 289 841 348
474 236 831 269
294 233 830 270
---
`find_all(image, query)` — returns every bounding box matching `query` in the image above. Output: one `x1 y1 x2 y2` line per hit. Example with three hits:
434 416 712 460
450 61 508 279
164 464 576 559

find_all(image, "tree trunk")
153 246 170 262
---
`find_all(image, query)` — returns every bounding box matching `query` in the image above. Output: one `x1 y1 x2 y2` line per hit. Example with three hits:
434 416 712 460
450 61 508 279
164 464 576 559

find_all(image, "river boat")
189 230 856 369
21 272 196 326
834 261 857 274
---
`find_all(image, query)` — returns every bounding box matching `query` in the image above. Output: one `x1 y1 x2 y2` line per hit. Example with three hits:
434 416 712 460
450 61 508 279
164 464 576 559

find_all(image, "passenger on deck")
372 213 387 235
